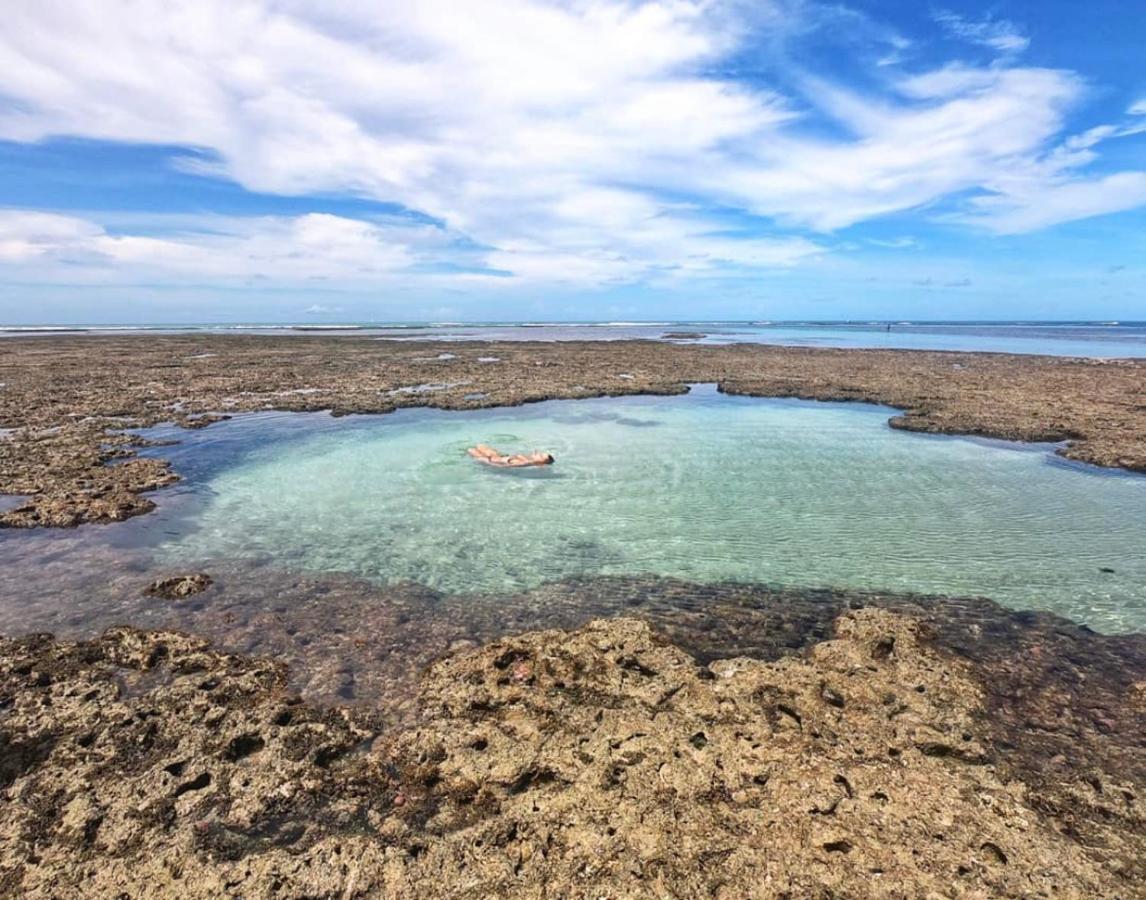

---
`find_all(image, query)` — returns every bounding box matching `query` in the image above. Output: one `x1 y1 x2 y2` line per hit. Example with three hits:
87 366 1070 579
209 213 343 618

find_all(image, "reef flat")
0 334 1143 897
1 334 1143 527
2 603 1142 898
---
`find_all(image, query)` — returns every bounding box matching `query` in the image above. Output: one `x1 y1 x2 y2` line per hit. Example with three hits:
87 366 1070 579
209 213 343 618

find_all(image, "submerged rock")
0 609 1139 897
145 574 213 600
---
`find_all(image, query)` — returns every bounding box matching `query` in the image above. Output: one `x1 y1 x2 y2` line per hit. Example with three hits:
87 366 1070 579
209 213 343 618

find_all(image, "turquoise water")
154 386 1146 632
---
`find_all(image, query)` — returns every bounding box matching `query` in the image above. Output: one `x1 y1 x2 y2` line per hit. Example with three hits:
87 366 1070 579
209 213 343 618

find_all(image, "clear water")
152 385 1146 631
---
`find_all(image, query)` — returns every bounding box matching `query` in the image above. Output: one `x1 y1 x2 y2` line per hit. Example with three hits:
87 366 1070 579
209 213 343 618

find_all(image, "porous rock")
0 609 1136 898
145 574 213 600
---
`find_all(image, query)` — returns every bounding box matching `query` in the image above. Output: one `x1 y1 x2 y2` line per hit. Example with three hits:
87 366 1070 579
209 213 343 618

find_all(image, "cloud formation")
0 0 1144 292
0 210 423 282
933 10 1030 53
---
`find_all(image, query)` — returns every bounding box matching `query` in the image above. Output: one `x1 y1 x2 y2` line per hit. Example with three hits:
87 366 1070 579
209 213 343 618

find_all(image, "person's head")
538 452 555 464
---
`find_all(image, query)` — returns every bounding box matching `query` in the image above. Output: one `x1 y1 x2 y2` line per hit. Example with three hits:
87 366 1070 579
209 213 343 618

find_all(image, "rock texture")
1 335 1143 527
145 574 213 600
1 610 1140 898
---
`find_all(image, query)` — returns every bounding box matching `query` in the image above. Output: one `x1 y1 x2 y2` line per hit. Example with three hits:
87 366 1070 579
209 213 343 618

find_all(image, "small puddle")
0 494 29 513
386 381 471 396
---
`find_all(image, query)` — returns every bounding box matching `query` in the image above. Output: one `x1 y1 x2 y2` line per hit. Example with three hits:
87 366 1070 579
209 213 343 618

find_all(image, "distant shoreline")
2 320 1146 357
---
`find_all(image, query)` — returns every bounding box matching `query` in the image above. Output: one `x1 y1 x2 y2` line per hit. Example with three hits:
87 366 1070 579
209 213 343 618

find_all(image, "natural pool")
132 384 1146 632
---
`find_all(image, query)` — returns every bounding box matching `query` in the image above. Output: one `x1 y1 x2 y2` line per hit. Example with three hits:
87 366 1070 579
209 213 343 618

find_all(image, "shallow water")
5 321 1146 357
3 387 1144 706
701 321 1146 356
115 384 1146 632
369 321 1146 356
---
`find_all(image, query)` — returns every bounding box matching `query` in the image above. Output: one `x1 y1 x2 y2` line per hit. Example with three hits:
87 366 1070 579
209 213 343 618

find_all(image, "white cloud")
700 67 1085 231
0 211 104 263
896 64 1001 100
0 0 804 286
0 210 424 282
0 204 822 289
1130 99 1146 116
868 237 918 249
934 10 1030 54
961 172 1146 234
951 111 1146 233
0 1 1142 291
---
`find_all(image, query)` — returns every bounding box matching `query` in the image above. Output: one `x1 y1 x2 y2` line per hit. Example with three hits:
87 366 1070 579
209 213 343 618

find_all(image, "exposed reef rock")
145 574 213 600
1 335 1143 528
1 610 1141 897
0 422 178 527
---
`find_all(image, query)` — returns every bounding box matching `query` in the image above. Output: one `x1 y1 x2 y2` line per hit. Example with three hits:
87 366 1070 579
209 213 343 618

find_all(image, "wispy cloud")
960 172 1146 234
868 238 919 249
951 110 1146 233
933 10 1030 53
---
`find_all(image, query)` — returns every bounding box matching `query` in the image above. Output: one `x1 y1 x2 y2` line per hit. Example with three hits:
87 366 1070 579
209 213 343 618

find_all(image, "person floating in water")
467 444 555 468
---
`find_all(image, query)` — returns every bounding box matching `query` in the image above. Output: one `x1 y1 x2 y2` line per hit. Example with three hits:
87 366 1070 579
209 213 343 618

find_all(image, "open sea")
3 320 1146 358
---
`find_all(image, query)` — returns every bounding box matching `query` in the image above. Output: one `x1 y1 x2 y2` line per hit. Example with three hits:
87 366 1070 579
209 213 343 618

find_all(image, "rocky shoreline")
2 601 1142 898
1 334 1144 527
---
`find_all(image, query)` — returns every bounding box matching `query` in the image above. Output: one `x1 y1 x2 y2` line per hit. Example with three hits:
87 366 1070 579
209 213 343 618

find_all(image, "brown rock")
0 610 1139 898
145 574 213 600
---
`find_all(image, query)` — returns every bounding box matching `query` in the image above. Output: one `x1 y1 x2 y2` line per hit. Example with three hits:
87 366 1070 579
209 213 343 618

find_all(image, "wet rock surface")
145 574 213 600
1 609 1140 898
1 335 1143 527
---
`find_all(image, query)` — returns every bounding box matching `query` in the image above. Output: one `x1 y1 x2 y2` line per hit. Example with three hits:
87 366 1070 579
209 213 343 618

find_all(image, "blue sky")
0 0 1143 323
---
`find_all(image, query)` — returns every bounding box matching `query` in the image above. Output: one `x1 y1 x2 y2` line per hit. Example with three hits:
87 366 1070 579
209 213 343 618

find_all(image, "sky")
0 0 1144 324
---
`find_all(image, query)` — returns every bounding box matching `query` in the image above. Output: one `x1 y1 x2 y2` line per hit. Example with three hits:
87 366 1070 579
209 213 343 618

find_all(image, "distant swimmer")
467 444 555 468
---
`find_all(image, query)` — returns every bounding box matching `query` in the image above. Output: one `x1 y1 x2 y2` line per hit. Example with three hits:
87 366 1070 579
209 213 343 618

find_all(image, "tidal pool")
140 384 1146 632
